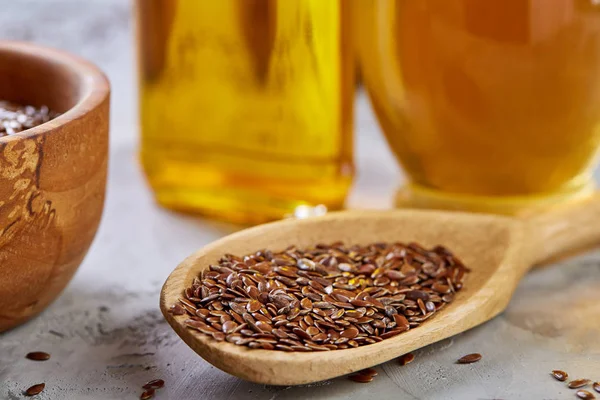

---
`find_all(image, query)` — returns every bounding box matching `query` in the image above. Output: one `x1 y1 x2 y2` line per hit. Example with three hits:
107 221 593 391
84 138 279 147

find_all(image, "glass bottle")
356 0 600 214
137 0 354 224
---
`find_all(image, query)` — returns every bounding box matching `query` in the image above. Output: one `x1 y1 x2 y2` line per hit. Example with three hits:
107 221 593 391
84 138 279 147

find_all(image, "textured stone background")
1 1 599 399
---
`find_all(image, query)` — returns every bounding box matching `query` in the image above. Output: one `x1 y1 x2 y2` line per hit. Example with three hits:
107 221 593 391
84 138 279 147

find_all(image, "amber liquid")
137 0 353 224
356 0 600 212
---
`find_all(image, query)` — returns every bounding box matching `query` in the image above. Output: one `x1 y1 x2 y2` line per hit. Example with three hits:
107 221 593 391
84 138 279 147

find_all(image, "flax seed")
398 353 415 365
551 370 568 382
457 353 482 364
24 383 45 397
570 379 592 389
175 242 467 352
25 352 50 361
576 390 596 400
142 379 165 390
349 374 373 383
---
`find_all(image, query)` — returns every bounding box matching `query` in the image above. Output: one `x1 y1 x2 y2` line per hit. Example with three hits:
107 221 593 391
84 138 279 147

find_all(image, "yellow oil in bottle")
355 0 600 214
137 0 354 224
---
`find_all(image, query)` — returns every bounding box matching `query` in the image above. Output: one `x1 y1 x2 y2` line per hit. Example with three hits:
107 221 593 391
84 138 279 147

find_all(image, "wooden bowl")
0 41 109 332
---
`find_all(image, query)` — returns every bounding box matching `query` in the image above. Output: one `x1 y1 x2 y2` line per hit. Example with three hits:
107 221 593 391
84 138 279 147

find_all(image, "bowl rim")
0 40 110 143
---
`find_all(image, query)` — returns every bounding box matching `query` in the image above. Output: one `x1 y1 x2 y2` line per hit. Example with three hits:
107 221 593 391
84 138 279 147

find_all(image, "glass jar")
137 0 354 224
356 0 600 214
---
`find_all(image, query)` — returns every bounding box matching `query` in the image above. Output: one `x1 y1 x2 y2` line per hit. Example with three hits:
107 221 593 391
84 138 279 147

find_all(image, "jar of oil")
355 0 600 214
137 0 354 224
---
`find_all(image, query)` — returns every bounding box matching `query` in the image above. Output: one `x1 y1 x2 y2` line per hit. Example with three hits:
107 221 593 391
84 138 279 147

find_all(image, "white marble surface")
1 2 600 399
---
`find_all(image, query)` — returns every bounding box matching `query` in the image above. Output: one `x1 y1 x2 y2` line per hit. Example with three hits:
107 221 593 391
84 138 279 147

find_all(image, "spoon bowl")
161 197 600 385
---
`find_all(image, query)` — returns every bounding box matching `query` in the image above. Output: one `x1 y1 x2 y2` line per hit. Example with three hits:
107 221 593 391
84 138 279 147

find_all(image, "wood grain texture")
0 41 109 332
160 195 600 385
527 194 600 265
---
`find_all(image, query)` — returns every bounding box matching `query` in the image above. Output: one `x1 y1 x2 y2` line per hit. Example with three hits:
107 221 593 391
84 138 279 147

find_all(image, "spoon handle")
527 193 600 266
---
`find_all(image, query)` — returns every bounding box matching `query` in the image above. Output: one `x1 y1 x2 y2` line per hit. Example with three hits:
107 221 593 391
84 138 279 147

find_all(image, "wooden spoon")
160 196 600 385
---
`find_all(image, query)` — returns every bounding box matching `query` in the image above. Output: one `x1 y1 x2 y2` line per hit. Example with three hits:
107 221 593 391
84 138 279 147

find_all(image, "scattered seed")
594 382 600 393
576 390 596 400
140 389 155 399
456 353 482 364
359 368 378 377
398 353 415 365
349 374 373 383
551 370 568 382
569 379 592 389
24 383 45 396
177 242 468 352
142 379 165 390
25 352 50 361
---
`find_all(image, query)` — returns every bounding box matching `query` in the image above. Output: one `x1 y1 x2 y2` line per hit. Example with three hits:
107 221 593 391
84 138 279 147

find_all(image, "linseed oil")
137 0 354 224
355 0 600 214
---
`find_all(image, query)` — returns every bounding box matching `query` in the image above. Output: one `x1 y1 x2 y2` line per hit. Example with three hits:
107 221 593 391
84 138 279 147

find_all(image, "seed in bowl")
172 242 469 352
0 100 59 136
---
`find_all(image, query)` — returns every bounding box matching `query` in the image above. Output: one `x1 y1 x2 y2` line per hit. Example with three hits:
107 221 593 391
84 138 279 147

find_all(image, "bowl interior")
0 45 83 112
